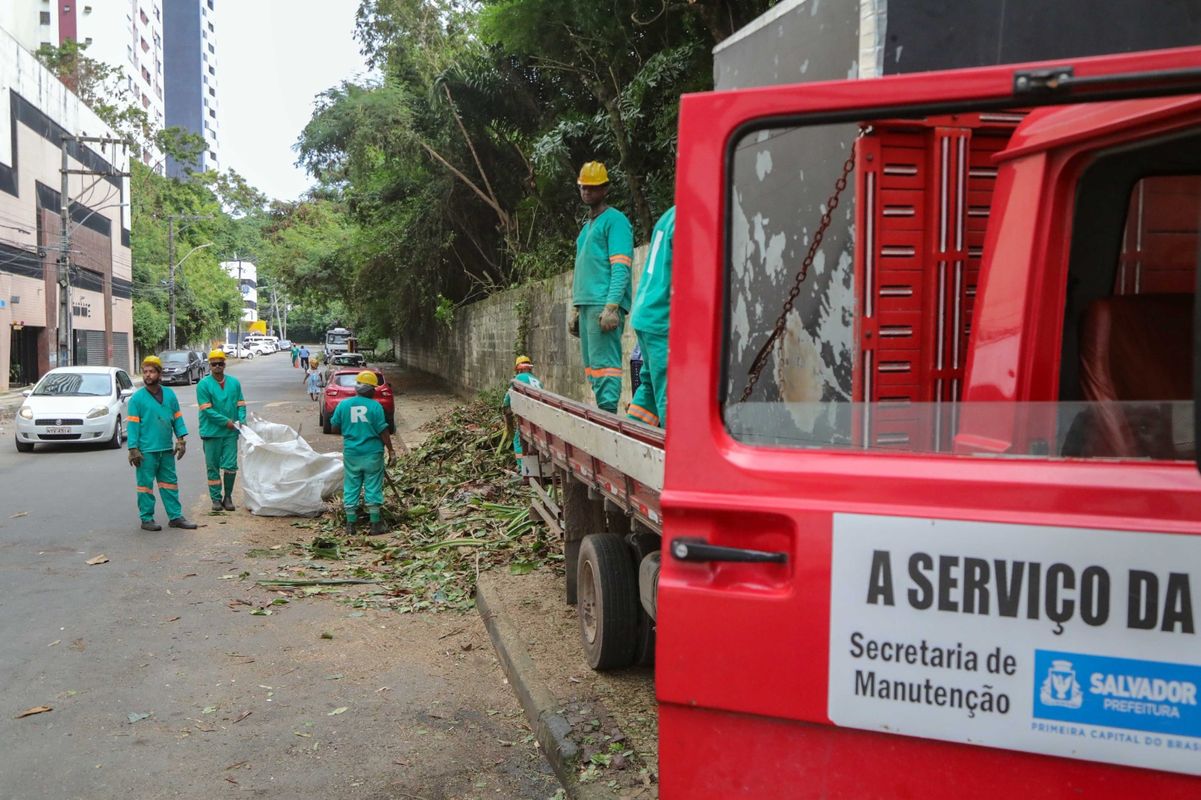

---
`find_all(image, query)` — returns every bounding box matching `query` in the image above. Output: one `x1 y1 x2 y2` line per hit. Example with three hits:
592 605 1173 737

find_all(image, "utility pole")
167 216 176 349
58 134 130 367
236 255 244 355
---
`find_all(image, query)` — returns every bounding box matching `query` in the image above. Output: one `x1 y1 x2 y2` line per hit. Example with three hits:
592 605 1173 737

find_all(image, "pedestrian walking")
126 355 198 531
291 343 300 368
197 349 247 512
330 371 401 536
299 345 311 369
502 356 542 456
570 161 633 413
627 206 675 428
304 364 323 400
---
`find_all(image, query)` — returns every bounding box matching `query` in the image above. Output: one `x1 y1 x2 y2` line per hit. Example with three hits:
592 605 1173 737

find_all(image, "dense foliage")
269 0 777 339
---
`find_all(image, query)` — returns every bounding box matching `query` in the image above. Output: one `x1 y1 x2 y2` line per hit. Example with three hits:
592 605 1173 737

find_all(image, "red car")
319 368 395 434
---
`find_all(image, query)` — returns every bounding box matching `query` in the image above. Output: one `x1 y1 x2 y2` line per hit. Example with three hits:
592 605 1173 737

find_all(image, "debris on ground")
15 706 52 719
85 554 109 565
242 399 558 613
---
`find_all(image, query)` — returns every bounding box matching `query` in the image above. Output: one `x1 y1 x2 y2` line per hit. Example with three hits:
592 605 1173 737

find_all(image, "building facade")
0 27 135 391
163 0 219 177
0 1 167 172
220 259 256 342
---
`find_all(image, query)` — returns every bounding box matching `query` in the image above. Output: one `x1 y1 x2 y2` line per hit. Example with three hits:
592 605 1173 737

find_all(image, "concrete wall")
397 246 647 405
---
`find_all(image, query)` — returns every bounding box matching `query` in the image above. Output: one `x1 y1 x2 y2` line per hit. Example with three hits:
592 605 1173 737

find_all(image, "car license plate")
46 426 71 434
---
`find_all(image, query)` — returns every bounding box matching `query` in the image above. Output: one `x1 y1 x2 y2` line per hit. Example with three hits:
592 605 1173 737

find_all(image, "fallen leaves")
327 707 348 716
127 712 151 724
10 511 28 518
15 706 51 719
85 555 109 566
233 710 252 724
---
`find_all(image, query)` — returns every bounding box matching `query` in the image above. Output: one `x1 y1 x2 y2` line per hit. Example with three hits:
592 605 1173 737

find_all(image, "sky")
215 0 370 202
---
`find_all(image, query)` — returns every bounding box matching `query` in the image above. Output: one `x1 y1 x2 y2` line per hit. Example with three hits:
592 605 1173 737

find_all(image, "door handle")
670 537 787 564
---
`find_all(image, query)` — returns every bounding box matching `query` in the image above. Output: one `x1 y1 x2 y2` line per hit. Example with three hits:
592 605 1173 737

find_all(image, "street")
0 353 559 800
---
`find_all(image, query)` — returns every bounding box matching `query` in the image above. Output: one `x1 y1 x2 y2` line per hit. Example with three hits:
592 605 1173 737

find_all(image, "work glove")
174 438 187 461
127 447 143 468
568 307 580 338
598 304 621 333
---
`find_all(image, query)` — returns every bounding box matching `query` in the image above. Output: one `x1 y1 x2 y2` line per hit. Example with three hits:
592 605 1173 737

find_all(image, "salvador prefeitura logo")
1033 649 1201 739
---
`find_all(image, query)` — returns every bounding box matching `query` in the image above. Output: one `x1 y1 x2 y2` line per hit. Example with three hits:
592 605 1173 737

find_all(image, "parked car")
14 366 135 452
321 352 367 386
222 343 256 359
319 368 394 434
192 350 209 376
277 339 293 350
158 350 203 384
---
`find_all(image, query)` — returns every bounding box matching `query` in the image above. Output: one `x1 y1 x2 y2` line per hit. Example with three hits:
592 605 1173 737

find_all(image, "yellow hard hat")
142 355 163 370
577 161 609 186
356 370 379 386
515 355 532 368
208 348 226 361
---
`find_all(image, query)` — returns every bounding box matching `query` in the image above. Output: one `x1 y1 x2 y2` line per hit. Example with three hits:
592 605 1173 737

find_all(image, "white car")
223 343 256 359
14 366 134 452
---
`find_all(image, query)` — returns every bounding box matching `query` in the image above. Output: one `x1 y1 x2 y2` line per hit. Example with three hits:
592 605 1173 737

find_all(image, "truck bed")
508 382 664 535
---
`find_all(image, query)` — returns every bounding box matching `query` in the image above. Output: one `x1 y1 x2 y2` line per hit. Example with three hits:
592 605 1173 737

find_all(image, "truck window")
722 109 1198 460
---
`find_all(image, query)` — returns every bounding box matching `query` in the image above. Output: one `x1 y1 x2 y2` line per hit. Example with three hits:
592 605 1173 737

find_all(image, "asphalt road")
0 353 557 800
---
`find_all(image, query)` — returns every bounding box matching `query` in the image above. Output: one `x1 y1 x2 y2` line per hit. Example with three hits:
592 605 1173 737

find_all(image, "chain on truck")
510 16 1201 800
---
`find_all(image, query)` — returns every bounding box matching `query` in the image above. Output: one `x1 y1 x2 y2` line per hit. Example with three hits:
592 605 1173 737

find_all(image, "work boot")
168 517 198 530
344 520 357 537
211 500 224 513
368 520 388 536
222 494 235 512
140 520 162 532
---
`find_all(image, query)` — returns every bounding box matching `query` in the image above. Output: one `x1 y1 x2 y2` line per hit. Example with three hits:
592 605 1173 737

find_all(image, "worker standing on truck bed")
330 370 398 536
196 349 247 512
627 206 675 427
503 356 542 455
126 355 198 532
570 161 633 413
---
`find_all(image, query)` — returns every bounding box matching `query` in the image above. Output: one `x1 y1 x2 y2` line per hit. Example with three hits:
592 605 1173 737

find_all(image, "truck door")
658 47 1201 797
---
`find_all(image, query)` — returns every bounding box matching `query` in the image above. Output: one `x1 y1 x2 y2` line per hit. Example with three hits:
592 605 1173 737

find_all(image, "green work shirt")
630 206 675 336
196 374 246 439
127 386 187 453
330 395 387 457
502 371 541 409
573 206 634 310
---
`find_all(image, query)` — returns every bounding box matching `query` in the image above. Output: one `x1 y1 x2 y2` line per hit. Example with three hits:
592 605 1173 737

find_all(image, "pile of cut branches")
248 399 558 613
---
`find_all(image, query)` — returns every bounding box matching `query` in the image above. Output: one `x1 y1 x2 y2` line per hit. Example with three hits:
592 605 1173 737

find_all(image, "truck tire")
563 478 605 605
578 534 639 670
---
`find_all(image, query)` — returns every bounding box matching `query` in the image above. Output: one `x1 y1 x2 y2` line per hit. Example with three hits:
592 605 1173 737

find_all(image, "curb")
476 575 617 800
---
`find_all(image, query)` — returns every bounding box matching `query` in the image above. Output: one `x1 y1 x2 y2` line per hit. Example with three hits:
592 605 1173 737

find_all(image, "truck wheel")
578 534 639 670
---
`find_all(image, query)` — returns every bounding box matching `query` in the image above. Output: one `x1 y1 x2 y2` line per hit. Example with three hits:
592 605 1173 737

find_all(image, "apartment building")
163 0 219 177
0 27 135 390
0 1 167 173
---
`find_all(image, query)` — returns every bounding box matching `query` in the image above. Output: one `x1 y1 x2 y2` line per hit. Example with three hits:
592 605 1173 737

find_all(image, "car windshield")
33 372 112 396
328 333 349 344
333 374 359 387
160 351 189 364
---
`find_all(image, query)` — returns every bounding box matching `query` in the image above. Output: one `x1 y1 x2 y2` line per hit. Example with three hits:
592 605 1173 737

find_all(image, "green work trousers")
627 330 667 427
135 450 182 522
343 451 385 519
203 436 239 502
578 303 624 413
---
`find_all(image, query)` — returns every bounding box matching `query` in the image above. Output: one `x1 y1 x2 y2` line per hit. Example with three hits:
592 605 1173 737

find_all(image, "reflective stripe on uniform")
207 479 221 486
609 254 632 266
628 404 659 425
173 411 183 419
585 367 623 378
136 486 153 494
159 482 179 490
127 416 141 422
236 401 247 406
198 402 213 410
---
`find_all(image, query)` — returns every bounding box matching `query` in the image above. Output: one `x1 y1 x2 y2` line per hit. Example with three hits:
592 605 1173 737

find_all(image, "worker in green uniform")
196 348 247 512
127 355 198 531
570 161 633 413
627 206 675 427
330 370 399 536
502 356 542 456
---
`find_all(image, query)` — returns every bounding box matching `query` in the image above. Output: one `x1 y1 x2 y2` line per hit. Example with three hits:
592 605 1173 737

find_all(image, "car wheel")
577 534 640 670
321 409 332 435
108 415 123 449
14 436 34 453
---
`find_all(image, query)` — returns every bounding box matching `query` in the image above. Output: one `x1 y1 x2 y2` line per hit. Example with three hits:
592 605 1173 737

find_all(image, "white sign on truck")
828 514 1200 775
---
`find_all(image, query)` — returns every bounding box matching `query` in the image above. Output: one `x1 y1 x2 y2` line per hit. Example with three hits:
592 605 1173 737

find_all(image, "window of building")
84 5 92 13
207 43 214 55
208 66 215 76
208 108 216 119
207 0 214 10
208 86 215 97
84 36 92 45
139 9 148 25
39 11 51 25
140 37 149 53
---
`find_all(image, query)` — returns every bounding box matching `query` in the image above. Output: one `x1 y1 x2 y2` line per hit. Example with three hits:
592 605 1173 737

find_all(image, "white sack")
239 414 343 516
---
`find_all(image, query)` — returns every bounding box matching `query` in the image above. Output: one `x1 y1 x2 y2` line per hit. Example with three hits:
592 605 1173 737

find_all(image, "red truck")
511 45 1201 796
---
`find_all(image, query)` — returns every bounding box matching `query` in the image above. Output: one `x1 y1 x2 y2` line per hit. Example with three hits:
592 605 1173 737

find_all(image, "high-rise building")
0 1 167 173
163 0 219 177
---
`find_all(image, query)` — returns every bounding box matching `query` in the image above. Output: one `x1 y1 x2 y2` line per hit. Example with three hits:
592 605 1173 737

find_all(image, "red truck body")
514 45 1201 797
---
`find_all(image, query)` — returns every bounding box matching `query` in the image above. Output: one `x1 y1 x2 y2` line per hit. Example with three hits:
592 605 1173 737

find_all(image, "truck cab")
655 47 1201 795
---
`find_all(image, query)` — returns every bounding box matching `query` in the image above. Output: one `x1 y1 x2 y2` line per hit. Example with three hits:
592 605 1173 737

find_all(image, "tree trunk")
593 84 653 240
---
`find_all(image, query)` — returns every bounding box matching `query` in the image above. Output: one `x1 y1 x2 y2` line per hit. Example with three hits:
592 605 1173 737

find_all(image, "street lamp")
168 242 214 350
